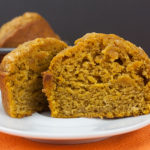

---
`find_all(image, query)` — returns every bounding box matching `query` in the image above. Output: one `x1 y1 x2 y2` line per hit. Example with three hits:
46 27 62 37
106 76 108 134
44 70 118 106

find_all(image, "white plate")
0 94 150 144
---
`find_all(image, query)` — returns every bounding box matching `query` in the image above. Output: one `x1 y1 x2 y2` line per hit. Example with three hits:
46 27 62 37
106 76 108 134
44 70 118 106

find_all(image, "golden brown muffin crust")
0 12 60 48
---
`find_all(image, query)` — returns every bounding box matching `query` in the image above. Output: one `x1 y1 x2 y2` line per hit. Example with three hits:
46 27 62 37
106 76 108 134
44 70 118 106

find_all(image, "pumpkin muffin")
0 38 67 118
43 33 150 118
0 12 60 48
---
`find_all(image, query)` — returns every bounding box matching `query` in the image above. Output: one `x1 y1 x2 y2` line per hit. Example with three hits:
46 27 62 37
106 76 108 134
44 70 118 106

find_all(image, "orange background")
0 125 150 150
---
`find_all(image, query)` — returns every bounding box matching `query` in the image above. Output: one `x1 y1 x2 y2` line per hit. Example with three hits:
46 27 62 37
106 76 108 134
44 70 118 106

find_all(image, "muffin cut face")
0 38 67 118
43 33 150 118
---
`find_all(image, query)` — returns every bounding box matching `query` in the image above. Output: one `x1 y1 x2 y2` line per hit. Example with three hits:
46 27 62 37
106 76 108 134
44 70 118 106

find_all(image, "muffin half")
43 33 150 118
0 38 67 118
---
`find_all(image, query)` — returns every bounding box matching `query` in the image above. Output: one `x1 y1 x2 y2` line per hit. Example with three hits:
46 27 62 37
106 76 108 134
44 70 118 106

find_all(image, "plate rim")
0 117 149 140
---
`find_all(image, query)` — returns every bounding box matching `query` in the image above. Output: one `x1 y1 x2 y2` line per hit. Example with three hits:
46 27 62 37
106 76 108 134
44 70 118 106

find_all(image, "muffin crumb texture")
43 33 150 118
0 38 67 118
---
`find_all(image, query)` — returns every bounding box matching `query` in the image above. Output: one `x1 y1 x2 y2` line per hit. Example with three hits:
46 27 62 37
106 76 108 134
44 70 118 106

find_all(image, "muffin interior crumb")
44 33 150 118
0 38 67 117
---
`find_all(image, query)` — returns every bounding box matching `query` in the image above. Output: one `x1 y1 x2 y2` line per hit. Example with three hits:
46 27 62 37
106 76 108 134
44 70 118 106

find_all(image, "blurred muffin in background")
0 12 60 48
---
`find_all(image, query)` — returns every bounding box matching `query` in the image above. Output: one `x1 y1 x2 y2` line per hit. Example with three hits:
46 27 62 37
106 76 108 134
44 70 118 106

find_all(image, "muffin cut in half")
0 12 60 48
43 33 150 118
0 38 67 118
